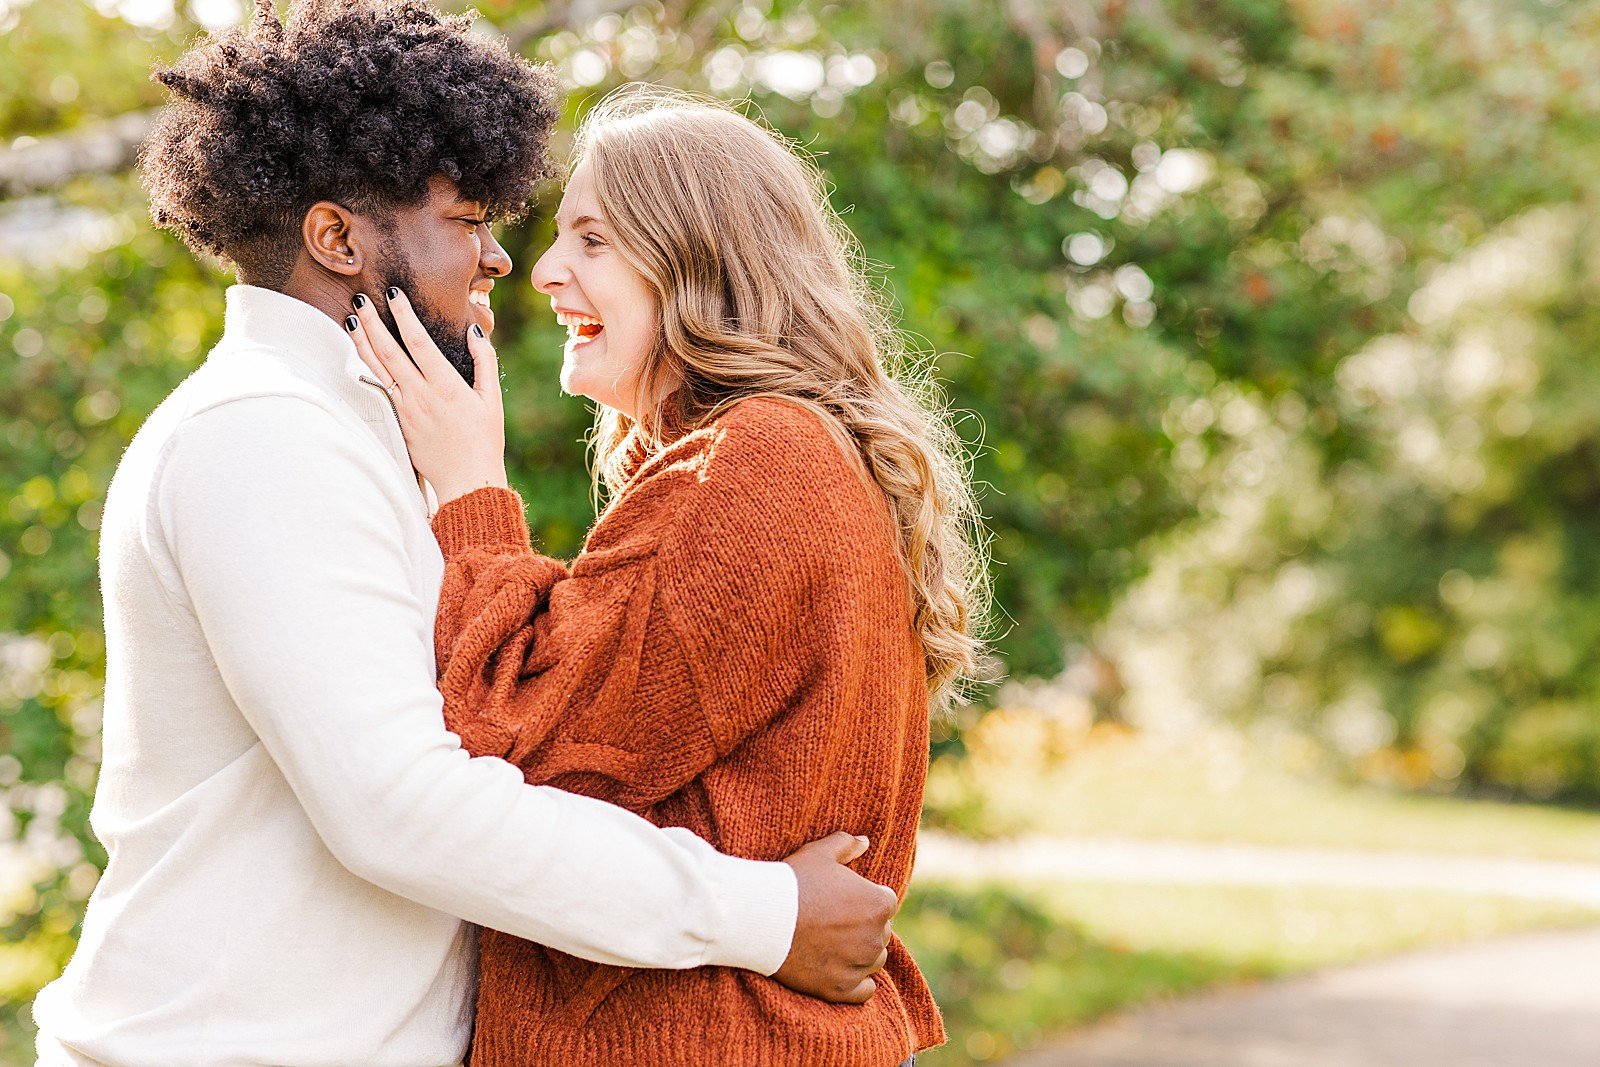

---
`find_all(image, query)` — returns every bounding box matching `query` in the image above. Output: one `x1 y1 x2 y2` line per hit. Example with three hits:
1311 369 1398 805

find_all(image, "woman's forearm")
431 487 569 758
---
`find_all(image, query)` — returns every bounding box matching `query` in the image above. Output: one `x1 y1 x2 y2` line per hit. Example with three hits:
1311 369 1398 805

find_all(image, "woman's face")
530 162 661 419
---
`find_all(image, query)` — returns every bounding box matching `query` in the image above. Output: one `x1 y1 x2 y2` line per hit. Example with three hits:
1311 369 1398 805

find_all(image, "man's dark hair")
141 0 558 287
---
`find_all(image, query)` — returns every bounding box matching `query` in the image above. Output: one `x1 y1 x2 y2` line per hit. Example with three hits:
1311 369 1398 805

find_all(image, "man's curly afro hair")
141 0 558 286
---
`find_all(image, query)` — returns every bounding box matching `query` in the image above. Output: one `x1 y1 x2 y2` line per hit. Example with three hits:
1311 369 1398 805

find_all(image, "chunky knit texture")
433 397 943 1066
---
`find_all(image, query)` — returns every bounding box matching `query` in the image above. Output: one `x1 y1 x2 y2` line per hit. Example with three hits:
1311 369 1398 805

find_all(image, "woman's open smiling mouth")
555 310 605 345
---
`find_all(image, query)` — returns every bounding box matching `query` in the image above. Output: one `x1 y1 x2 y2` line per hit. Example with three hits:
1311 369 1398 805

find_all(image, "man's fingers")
786 831 869 867
878 883 901 917
774 831 897 1005
828 831 869 864
840 977 876 1005
385 288 455 384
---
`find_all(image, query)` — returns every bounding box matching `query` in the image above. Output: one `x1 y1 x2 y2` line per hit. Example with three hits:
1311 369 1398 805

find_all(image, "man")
32 3 895 1064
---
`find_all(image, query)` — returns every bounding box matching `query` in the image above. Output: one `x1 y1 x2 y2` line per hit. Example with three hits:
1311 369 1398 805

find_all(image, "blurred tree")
1107 205 1600 803
1092 0 1600 803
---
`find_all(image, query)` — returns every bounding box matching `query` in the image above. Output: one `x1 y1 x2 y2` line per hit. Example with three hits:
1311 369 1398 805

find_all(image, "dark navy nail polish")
344 315 358 331
386 287 400 301
471 324 484 338
352 293 367 310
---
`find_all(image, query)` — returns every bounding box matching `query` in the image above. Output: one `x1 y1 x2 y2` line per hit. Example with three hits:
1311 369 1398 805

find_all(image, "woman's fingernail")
344 315 358 331
471 323 484 338
352 293 367 310
386 287 400 301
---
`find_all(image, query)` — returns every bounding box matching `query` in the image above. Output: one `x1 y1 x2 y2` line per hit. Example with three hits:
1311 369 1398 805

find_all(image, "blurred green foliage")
6 0 1600 1044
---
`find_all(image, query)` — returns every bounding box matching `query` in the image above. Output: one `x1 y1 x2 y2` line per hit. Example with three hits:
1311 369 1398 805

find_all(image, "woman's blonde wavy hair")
572 84 990 711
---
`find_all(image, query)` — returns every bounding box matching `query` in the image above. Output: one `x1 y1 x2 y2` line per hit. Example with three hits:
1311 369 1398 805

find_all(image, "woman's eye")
581 234 603 248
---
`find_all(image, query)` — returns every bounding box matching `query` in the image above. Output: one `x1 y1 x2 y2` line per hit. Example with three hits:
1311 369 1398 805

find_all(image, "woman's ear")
302 201 365 277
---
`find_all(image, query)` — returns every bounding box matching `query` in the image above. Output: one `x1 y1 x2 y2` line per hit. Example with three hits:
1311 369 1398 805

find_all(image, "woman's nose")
530 245 565 294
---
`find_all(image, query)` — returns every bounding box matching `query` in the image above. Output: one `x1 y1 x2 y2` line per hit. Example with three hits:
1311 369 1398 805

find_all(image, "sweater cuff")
702 857 799 976
431 487 532 557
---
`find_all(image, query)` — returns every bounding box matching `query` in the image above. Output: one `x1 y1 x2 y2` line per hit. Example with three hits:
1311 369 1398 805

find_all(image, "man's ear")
302 201 367 277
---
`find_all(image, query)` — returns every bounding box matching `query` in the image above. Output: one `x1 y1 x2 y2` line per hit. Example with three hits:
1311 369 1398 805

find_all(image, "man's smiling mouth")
468 289 494 333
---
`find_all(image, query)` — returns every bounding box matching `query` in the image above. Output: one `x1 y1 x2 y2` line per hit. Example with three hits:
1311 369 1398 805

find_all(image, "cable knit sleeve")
430 488 571 761
431 481 719 813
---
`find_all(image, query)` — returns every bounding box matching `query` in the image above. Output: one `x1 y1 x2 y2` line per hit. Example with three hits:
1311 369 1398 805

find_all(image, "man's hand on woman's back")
773 831 898 1004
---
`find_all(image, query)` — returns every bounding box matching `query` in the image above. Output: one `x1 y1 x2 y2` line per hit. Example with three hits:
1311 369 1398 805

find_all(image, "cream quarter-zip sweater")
31 285 796 1067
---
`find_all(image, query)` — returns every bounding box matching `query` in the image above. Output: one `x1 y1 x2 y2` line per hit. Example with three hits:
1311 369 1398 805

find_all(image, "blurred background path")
1003 925 1600 1067
915 831 1600 907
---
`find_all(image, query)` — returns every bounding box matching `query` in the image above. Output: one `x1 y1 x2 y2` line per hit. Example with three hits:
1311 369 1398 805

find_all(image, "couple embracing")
33 2 986 1065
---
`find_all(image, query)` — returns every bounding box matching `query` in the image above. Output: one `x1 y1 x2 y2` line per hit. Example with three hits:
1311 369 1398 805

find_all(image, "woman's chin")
559 364 600 405
560 347 636 416
560 375 628 417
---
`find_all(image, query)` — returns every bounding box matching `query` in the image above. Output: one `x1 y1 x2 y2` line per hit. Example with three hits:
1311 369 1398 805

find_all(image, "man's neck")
276 263 362 329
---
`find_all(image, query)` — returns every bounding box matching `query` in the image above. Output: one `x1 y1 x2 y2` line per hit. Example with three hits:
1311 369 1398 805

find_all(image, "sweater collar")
218 284 374 402
213 284 429 510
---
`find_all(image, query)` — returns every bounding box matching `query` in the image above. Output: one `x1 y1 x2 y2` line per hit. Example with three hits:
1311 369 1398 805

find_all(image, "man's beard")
374 248 475 386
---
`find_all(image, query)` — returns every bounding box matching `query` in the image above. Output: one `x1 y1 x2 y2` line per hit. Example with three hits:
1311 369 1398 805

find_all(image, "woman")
350 86 987 1066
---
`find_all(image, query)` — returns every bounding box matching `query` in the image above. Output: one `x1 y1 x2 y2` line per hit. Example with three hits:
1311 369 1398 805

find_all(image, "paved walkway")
1004 924 1600 1066
913 831 1600 906
910 833 1600 1066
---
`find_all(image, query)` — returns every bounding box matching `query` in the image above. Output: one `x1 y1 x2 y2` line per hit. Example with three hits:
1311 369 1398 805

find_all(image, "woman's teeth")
556 311 605 344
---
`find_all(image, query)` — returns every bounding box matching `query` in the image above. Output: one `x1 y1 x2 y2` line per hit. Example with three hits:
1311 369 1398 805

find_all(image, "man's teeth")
469 291 491 307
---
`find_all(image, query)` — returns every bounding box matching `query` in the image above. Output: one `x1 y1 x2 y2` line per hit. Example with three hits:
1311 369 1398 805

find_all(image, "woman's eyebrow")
551 212 605 233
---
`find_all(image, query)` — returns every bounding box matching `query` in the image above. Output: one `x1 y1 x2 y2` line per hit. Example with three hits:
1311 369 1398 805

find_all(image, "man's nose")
480 227 512 278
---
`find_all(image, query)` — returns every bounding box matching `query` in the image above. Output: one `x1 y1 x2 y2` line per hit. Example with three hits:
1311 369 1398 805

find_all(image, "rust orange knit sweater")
430 397 944 1066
